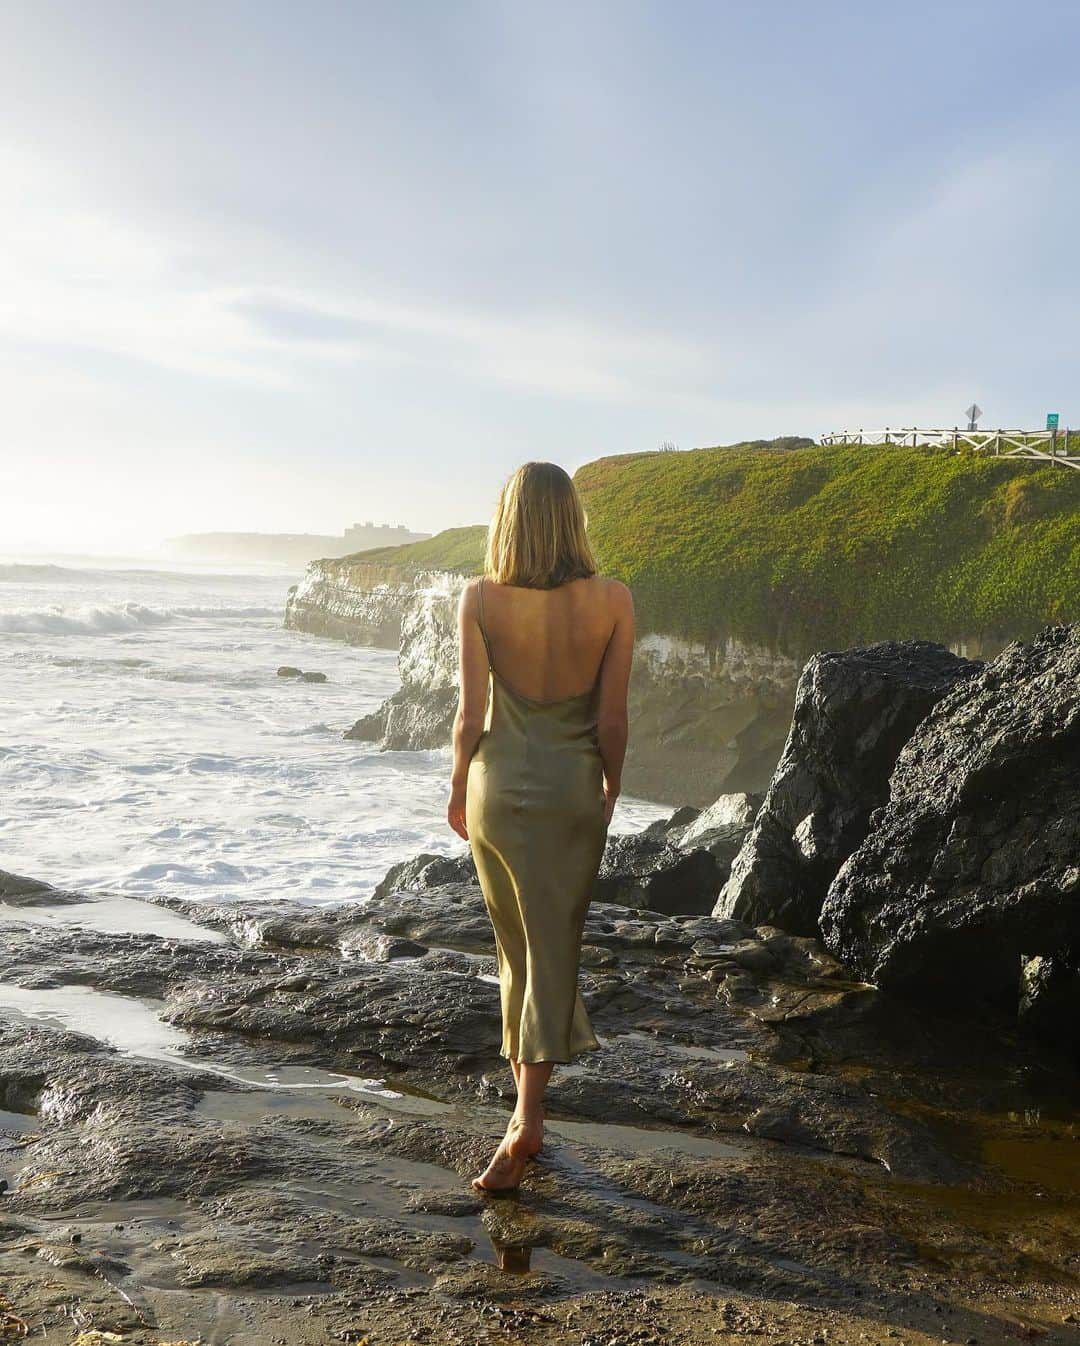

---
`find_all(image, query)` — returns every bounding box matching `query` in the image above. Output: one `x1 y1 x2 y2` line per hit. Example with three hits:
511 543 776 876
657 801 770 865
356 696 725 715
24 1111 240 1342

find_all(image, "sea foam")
0 602 277 635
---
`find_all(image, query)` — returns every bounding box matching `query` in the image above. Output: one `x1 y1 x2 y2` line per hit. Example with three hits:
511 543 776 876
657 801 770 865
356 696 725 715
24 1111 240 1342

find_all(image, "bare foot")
470 1141 528 1194
504 1110 544 1160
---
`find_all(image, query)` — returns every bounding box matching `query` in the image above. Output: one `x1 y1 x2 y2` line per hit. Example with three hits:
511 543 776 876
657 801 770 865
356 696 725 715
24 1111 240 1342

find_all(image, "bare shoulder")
458 574 482 613
597 576 633 612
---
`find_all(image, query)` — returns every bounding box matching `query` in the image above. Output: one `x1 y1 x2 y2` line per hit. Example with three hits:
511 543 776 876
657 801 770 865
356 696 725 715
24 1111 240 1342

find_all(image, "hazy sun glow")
2 2 1078 553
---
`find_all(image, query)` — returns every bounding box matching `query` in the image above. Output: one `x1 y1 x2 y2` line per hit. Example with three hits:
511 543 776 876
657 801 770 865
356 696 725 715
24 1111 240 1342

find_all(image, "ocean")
0 556 669 907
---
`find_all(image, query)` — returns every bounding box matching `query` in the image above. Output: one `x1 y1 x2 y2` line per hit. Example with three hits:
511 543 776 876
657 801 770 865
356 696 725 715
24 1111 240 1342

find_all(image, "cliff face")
625 631 801 805
342 573 464 751
284 560 441 648
324 569 801 805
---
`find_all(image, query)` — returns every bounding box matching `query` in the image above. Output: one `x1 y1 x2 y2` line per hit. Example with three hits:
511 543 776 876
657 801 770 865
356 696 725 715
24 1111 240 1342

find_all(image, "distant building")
166 520 431 566
342 521 420 547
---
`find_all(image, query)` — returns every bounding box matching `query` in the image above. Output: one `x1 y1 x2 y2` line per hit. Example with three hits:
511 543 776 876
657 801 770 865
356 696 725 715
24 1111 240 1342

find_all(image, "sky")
2 0 1078 553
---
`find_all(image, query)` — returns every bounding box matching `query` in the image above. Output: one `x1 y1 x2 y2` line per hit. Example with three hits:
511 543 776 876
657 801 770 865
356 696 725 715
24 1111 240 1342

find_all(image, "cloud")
0 142 725 407
230 287 724 404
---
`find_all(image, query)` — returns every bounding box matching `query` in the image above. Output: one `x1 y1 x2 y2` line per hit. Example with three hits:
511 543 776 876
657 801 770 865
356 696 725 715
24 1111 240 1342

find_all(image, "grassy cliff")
576 441 1080 652
332 440 1080 654
323 525 488 583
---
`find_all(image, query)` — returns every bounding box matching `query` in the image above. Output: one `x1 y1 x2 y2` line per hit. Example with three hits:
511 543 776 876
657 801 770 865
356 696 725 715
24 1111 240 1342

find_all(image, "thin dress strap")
477 576 494 668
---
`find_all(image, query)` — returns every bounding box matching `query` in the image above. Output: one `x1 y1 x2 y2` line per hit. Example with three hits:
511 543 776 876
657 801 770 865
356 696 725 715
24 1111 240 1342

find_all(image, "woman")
447 461 635 1193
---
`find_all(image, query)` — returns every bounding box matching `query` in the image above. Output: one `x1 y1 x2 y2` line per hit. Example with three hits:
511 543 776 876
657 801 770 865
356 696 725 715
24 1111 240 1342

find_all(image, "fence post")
952 426 958 452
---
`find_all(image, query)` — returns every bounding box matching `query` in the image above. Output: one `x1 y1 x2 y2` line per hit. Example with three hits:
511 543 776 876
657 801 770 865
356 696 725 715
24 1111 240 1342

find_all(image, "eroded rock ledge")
0 865 1076 1345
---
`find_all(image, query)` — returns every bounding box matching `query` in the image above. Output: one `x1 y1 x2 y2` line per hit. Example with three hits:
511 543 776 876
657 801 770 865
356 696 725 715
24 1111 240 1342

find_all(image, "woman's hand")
447 783 469 840
602 786 619 826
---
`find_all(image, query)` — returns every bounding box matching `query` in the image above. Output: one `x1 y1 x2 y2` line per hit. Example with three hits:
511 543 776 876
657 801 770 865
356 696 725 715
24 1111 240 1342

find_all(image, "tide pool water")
0 556 669 906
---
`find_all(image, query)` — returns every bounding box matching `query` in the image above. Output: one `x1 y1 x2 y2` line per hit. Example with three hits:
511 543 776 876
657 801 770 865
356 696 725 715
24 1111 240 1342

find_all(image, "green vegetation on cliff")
333 440 1079 653
575 441 1080 652
328 525 487 579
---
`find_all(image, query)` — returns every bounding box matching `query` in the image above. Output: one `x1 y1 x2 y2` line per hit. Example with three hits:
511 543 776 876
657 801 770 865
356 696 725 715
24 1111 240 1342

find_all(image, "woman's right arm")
447 578 490 840
595 580 635 824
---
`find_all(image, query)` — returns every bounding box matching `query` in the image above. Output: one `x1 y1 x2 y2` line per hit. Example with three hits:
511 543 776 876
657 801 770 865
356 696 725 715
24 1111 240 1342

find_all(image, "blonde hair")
484 461 598 588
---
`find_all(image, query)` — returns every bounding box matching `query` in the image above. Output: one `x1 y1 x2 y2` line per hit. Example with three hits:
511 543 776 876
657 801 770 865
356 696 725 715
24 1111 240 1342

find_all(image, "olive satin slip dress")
465 577 609 1065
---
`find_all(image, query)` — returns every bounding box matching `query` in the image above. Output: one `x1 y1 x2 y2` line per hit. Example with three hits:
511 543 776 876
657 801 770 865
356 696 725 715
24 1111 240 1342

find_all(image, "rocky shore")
0 862 1076 1341
1 623 1076 1345
718 624 1080 1058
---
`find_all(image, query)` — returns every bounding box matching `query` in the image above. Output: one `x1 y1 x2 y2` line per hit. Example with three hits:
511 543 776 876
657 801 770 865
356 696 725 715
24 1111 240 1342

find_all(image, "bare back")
477 575 628 711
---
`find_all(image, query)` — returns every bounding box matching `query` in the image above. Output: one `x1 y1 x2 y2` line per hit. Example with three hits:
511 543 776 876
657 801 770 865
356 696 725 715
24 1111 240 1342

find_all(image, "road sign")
1046 413 1059 431
965 403 982 430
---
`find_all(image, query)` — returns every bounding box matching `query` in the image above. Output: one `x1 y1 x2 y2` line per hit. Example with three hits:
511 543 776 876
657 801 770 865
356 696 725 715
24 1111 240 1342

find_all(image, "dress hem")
499 1038 602 1066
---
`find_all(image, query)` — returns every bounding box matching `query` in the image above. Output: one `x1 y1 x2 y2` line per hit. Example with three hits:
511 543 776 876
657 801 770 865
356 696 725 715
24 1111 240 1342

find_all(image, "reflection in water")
490 1236 533 1274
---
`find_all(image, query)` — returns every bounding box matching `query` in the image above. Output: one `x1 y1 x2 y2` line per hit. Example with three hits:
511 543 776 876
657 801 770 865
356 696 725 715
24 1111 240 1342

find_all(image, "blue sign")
1046 413 1060 430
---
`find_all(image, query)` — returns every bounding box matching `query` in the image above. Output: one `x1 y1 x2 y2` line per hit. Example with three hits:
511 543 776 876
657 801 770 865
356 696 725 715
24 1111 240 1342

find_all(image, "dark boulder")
373 836 725 918
300 670 328 683
608 793 762 916
642 804 702 839
673 794 762 871
374 851 478 898
645 793 762 871
595 833 724 916
819 625 1080 1031
715 641 981 936
345 686 459 749
276 665 303 678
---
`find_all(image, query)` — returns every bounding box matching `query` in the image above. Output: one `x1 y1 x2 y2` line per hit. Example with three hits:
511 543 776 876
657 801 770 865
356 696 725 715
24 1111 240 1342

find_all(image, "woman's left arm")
448 578 489 840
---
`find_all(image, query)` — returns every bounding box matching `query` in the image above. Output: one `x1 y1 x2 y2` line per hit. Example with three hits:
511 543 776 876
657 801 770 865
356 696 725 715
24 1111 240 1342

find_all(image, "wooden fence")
819 427 1080 471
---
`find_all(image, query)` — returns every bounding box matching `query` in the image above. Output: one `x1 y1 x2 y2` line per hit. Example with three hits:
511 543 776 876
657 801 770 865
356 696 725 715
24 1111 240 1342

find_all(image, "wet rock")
165 955 506 1083
1019 951 1080 1053
277 665 303 677
403 1188 482 1216
345 684 459 749
716 641 981 936
678 792 762 853
0 871 1077 1343
595 834 724 916
301 670 328 683
819 625 1080 1031
351 882 496 953
373 851 478 897
647 793 763 850
376 825 742 917
0 869 78 905
540 1034 969 1182
642 804 702 839
339 927 428 962
627 793 762 903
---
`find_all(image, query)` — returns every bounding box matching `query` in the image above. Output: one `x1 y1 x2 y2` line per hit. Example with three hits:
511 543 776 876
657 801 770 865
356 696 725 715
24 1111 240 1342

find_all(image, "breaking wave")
0 602 278 635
